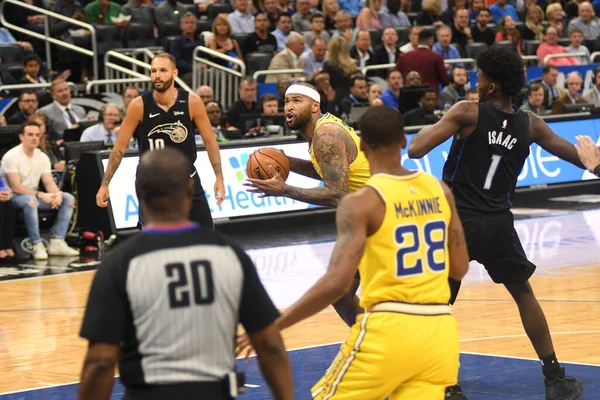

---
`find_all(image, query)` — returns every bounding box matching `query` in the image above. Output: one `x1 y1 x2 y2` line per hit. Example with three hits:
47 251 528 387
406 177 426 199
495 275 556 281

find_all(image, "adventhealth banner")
104 118 599 230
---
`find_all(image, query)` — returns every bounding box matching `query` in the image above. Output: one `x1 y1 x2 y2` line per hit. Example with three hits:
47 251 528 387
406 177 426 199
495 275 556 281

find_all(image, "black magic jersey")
443 103 531 212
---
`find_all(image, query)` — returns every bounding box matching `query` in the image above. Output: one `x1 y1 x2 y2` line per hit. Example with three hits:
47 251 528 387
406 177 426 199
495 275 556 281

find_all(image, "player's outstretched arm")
248 324 294 400
78 343 118 400
190 94 225 205
408 101 478 159
529 112 586 169
276 193 368 331
440 181 469 281
280 123 350 206
96 97 142 208
575 135 600 175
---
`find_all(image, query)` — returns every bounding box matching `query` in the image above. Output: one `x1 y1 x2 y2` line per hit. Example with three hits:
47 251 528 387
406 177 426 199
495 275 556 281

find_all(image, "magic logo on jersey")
147 121 189 143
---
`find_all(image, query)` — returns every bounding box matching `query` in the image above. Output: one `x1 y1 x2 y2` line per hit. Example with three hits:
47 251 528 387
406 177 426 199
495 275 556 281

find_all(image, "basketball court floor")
0 205 599 399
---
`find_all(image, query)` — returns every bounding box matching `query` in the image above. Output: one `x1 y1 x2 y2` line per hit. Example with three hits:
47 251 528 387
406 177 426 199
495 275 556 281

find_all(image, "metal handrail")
590 51 600 62
85 78 151 94
543 52 588 64
521 55 540 65
445 58 476 68
0 82 78 95
0 0 98 81
253 69 305 81
361 63 395 76
192 46 246 89
104 50 193 93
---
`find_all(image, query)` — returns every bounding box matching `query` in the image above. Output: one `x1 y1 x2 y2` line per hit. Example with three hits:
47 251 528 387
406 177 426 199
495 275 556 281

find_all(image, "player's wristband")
594 163 600 178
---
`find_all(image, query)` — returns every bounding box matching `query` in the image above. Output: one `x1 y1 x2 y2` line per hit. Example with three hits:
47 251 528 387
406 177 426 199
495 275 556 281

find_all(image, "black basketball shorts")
457 208 536 284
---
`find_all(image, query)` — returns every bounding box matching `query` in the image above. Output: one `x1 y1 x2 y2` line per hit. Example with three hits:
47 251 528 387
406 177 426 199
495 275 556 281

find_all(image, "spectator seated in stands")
465 87 479 101
452 9 474 57
263 0 281 30
541 65 564 110
272 13 293 52
80 104 121 146
266 32 306 83
226 77 259 132
322 37 358 103
441 0 466 25
568 2 600 40
546 3 567 38
197 85 215 104
261 94 279 116
551 71 588 114
38 79 87 142
537 26 580 66
0 121 79 260
374 27 399 65
472 8 495 46
304 13 331 47
28 114 65 173
85 0 125 26
367 83 382 106
397 30 449 94
405 71 423 86
119 86 140 119
20 55 47 85
519 82 547 115
207 15 244 66
489 0 519 23
155 0 186 26
380 69 403 110
8 91 39 126
496 15 523 55
292 0 312 32
566 28 590 65
205 101 240 141
583 66 600 107
0 27 35 53
322 0 340 31
350 29 377 71
357 0 383 29
242 12 279 59
340 75 369 115
171 12 205 85
331 11 358 46
521 5 545 41
438 66 468 109
379 0 410 28
228 0 256 33
121 0 155 28
403 88 440 126
302 37 327 81
416 0 444 26
314 72 339 115
400 25 422 53
432 25 462 69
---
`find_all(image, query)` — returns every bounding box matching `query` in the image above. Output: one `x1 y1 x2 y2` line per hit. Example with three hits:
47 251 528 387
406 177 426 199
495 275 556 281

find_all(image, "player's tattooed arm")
101 148 125 185
286 156 322 180
282 124 350 206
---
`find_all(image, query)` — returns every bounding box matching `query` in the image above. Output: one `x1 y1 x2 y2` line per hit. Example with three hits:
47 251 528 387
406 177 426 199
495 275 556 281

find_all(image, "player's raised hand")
96 184 110 208
244 164 285 197
574 135 600 171
235 332 255 362
214 178 225 205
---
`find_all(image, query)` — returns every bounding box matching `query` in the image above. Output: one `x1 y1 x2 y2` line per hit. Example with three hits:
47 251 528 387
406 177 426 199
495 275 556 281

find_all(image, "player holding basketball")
245 82 370 327
245 106 470 399
408 47 584 400
95 52 225 227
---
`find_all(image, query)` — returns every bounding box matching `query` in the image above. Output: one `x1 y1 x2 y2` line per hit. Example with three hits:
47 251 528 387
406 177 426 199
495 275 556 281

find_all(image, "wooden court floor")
1 211 599 395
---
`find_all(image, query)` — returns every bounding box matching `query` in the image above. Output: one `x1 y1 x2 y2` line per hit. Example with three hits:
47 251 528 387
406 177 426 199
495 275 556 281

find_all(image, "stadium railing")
543 52 589 65
0 81 79 95
252 69 306 83
193 46 245 108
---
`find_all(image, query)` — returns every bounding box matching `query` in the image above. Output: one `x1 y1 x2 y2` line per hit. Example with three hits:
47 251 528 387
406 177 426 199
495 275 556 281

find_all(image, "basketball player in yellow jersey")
250 106 470 399
245 82 370 326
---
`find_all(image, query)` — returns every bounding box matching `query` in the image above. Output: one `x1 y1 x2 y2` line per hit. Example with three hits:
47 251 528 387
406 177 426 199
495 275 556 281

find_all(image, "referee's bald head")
135 148 193 217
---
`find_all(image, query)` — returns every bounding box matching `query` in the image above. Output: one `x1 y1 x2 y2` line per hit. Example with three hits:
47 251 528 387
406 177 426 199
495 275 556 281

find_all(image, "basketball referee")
79 148 293 400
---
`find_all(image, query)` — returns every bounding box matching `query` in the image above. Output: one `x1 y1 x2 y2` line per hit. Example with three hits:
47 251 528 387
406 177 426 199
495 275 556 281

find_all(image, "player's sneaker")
445 385 467 399
544 367 583 400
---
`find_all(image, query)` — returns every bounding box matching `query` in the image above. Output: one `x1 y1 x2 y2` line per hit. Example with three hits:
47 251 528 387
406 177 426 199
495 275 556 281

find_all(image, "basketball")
246 148 290 181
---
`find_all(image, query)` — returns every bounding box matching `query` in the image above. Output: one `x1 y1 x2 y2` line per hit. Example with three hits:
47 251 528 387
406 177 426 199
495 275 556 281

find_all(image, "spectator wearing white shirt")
566 27 590 64
228 0 255 33
38 79 87 141
400 25 422 53
80 104 121 146
302 37 328 80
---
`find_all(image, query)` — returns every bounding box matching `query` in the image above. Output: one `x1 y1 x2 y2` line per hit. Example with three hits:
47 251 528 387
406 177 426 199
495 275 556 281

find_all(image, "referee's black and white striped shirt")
80 222 279 389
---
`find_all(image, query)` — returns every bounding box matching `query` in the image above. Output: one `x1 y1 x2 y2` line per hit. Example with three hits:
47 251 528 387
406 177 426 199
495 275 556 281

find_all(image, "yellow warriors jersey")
308 113 370 193
358 172 452 308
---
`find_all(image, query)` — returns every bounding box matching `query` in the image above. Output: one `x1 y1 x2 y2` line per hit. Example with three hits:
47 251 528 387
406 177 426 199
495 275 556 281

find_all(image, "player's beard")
153 76 174 93
287 108 312 130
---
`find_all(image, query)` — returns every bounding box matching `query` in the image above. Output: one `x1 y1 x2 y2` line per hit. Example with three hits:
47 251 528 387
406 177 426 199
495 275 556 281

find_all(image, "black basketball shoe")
544 366 583 400
445 385 467 399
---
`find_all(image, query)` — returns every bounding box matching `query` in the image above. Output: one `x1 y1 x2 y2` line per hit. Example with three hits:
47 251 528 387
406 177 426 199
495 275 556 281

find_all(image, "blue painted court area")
2 345 598 400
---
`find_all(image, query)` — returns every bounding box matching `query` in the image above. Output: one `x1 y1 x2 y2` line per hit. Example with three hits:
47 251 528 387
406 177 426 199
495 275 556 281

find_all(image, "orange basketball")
246 148 290 181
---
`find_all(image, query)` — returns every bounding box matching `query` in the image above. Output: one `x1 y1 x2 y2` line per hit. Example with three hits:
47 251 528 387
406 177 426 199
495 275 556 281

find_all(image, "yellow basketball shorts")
311 311 460 400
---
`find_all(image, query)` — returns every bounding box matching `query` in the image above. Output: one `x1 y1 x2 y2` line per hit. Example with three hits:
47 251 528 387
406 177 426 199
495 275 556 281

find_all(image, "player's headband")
285 84 321 103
